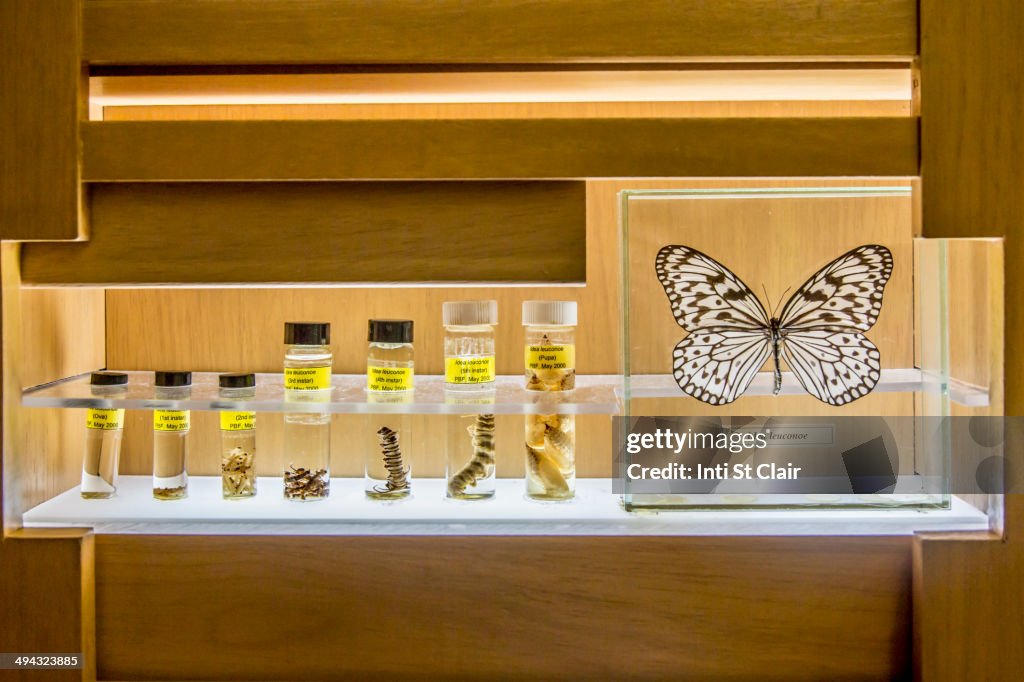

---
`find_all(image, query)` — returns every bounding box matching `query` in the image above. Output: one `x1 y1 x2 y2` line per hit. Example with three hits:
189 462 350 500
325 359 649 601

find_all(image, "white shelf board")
22 372 622 415
22 476 989 536
627 369 989 407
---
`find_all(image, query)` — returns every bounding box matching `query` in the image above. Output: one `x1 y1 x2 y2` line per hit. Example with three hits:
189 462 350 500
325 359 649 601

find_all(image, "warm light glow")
90 69 913 113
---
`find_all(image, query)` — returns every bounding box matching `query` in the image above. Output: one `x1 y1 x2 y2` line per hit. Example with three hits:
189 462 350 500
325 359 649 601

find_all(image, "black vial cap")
155 371 192 387
368 319 413 344
90 371 128 386
284 322 330 345
219 372 255 389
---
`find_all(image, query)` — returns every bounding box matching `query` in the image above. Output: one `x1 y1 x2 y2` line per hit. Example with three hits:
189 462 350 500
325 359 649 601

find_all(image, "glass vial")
153 371 191 500
443 300 498 391
443 300 498 499
283 322 332 501
523 301 578 501
219 372 257 499
81 371 128 499
366 319 414 500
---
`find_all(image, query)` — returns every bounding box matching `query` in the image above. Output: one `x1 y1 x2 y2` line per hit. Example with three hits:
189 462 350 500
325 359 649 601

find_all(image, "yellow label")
445 356 496 385
86 408 124 431
153 410 190 432
370 364 413 391
367 366 414 392
284 366 331 391
526 344 576 371
220 411 255 431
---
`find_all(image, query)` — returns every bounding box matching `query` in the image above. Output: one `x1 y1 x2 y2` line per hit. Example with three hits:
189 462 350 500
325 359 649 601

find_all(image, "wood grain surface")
916 1 1022 679
0 0 86 240
2 245 105 529
0 529 95 682
21 182 587 285
80 118 919 181
95 533 912 681
83 0 918 65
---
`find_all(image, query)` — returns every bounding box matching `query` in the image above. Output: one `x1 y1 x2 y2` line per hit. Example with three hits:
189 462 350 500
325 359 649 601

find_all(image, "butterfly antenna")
774 286 792 317
761 284 773 316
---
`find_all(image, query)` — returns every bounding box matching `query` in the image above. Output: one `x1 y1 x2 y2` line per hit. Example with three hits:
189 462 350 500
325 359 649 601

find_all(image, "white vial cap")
522 300 578 326
443 300 498 326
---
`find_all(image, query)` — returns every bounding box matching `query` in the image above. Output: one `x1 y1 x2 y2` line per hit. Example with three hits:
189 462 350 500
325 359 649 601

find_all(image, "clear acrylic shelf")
626 370 990 407
22 371 623 415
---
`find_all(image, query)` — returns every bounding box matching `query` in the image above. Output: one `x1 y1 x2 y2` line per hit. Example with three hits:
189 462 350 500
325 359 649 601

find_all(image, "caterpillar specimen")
374 426 410 494
284 465 328 500
447 413 496 497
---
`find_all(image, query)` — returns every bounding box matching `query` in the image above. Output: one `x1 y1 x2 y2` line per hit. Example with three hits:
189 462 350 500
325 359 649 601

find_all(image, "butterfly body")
655 244 893 406
769 317 783 395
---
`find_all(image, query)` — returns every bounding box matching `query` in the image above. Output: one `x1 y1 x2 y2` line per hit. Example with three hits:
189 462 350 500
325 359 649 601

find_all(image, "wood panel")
913 532 1023 682
2 245 106 530
96 533 911 681
0 529 95 682
0 0 86 240
917 1 1021 679
21 182 586 285
82 0 918 65
81 118 920 181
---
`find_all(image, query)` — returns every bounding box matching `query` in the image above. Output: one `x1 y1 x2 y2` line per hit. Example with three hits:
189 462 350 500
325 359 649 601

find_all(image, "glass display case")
618 187 1003 513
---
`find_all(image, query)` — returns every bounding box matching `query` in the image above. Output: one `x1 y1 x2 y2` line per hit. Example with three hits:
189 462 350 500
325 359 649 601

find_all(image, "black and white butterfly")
655 244 893 406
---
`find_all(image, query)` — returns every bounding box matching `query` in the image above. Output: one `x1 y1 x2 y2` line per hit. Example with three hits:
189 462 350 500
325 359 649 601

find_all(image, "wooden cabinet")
1 2 1020 680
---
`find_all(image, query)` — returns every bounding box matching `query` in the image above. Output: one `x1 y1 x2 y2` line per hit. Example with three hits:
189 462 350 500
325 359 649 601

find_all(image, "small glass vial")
80 371 128 499
219 372 257 499
442 299 497 499
523 301 578 501
152 371 191 500
283 322 332 501
366 319 414 500
443 300 497 391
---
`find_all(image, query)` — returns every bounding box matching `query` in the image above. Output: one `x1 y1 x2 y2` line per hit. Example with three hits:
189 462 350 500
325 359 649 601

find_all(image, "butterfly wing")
777 245 892 406
777 244 893 332
672 331 772 406
656 246 771 405
655 245 771 332
781 330 882 406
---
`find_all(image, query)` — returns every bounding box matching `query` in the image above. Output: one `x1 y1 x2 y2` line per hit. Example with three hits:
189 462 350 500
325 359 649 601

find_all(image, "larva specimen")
374 426 410 494
447 413 496 497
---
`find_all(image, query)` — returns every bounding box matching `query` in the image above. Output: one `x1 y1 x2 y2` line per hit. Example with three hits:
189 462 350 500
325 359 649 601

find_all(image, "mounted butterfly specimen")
655 244 893 406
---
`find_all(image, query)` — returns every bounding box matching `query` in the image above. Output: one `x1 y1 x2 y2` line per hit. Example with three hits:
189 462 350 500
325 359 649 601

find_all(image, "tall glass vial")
219 372 257 499
443 300 498 499
366 319 414 500
152 371 191 500
81 371 128 499
283 322 332 501
523 301 578 501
